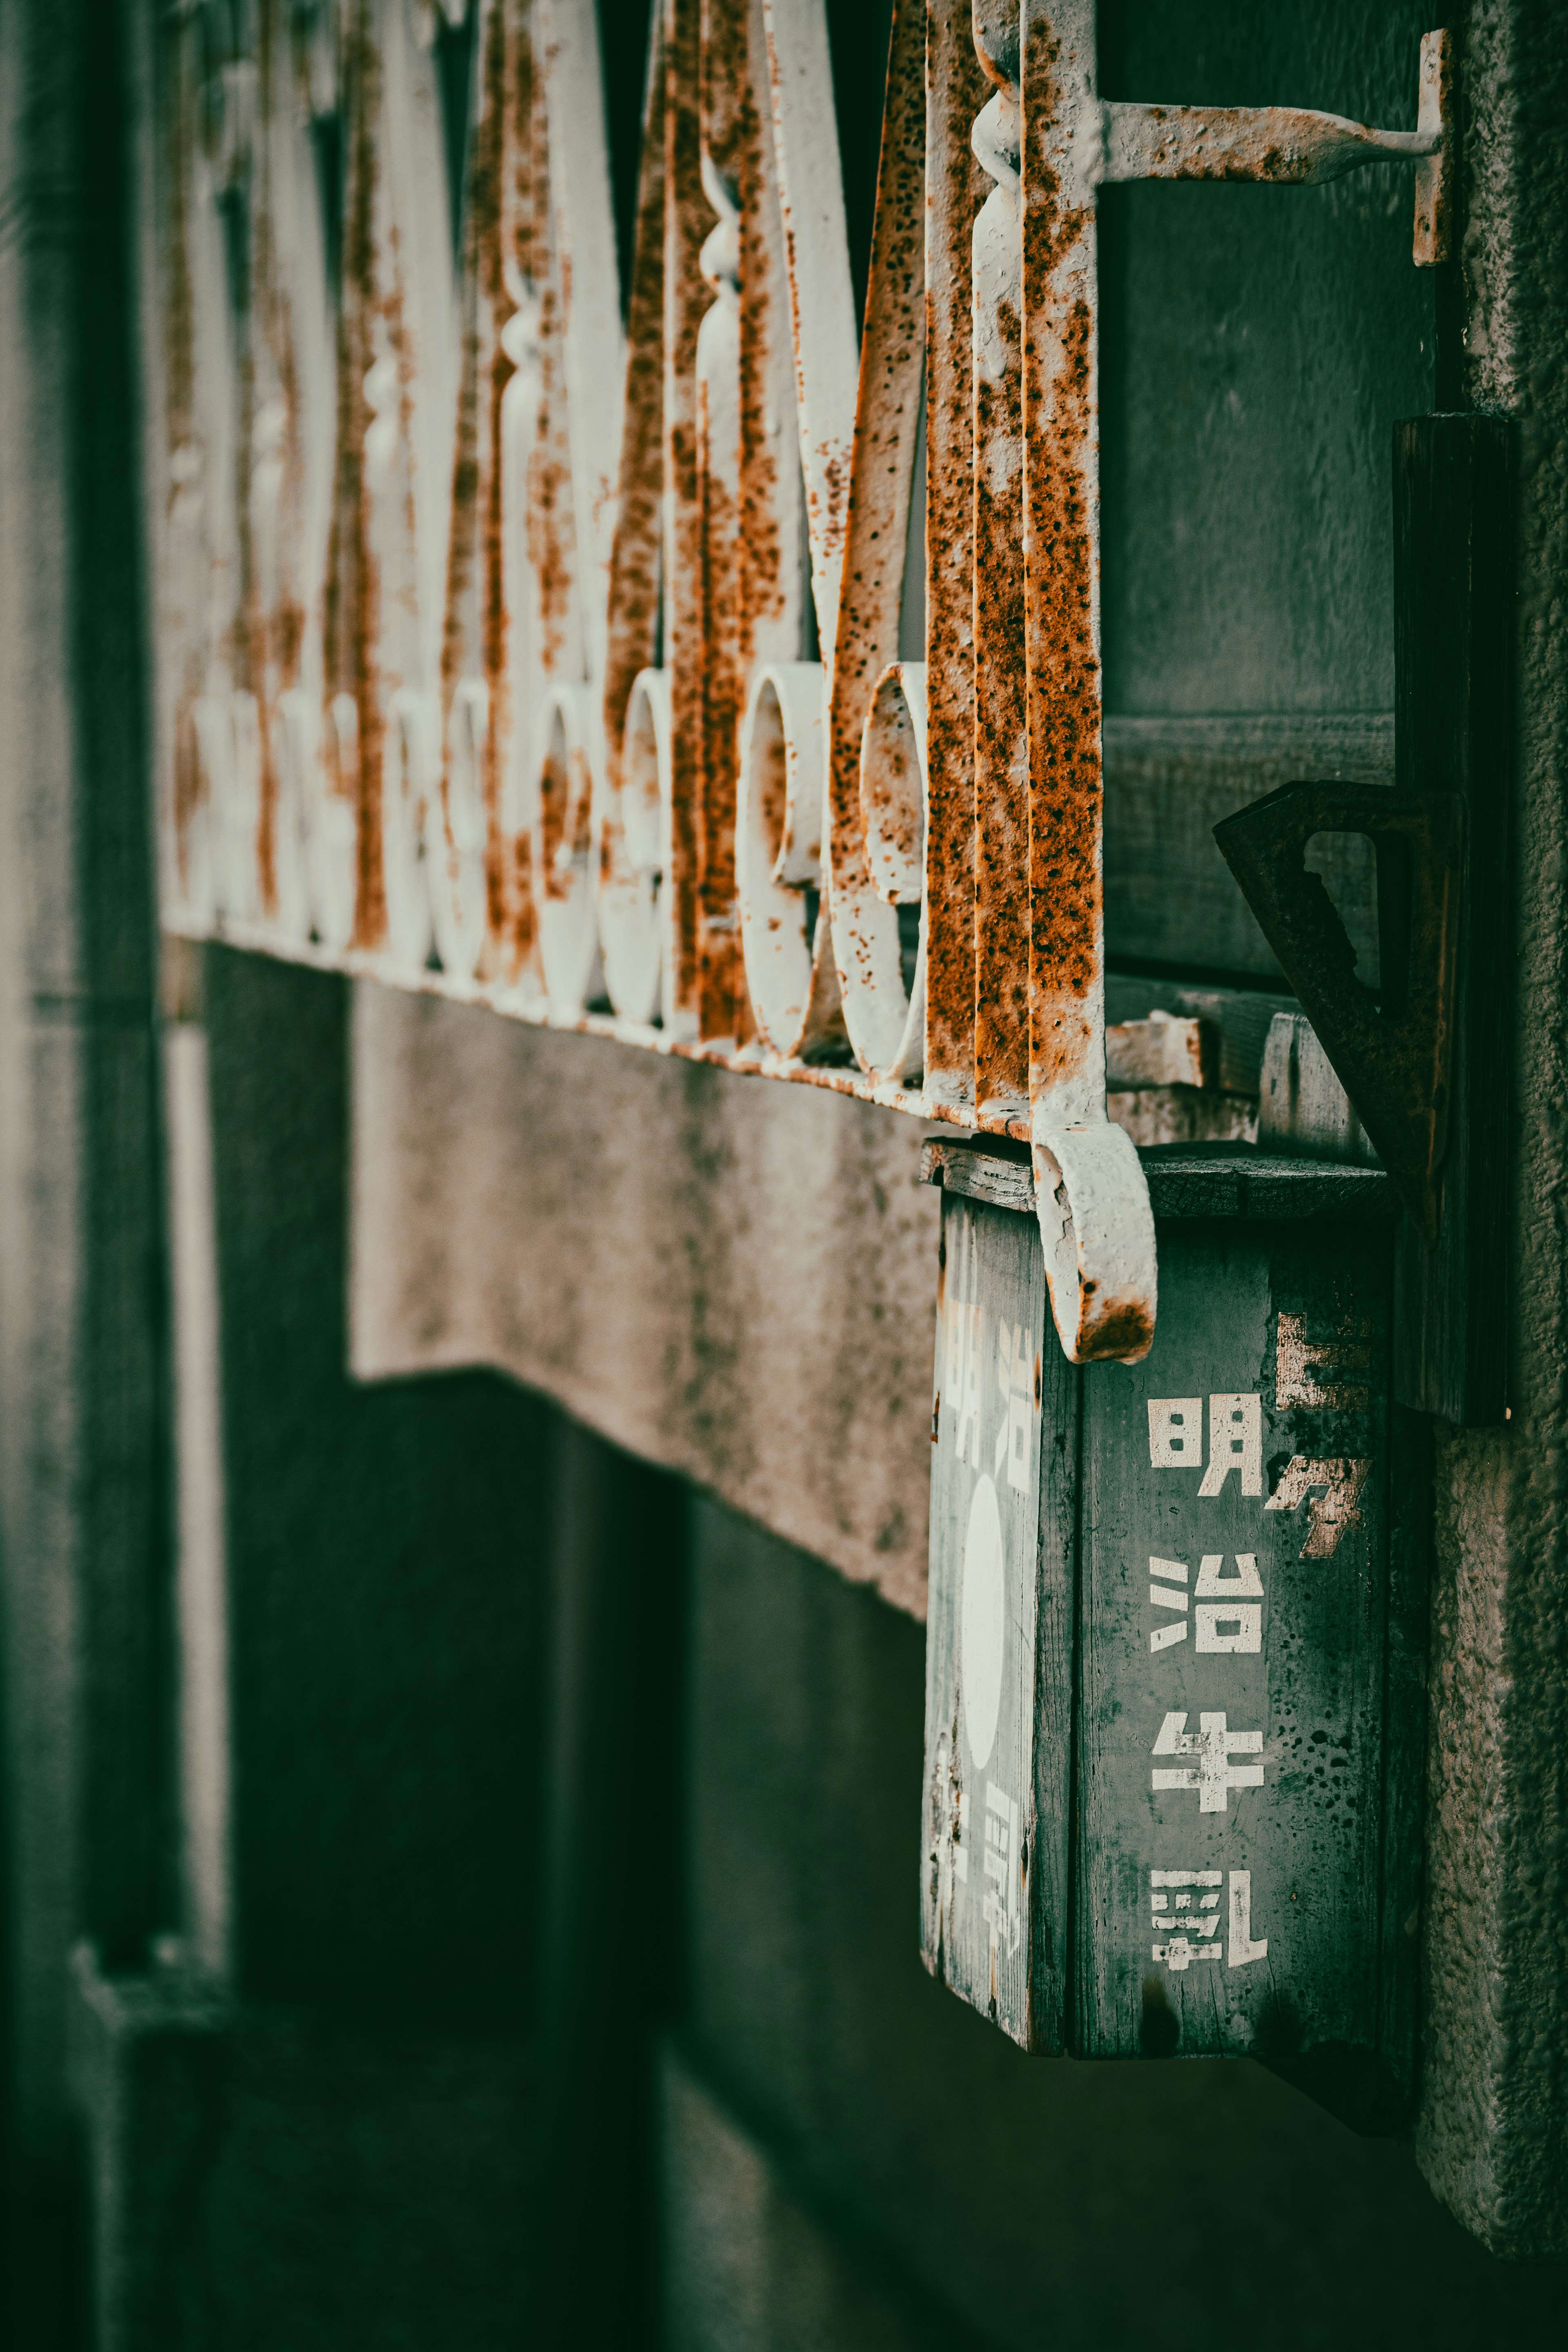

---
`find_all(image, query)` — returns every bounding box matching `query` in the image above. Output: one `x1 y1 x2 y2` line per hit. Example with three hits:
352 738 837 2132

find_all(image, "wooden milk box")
920 1140 1428 2129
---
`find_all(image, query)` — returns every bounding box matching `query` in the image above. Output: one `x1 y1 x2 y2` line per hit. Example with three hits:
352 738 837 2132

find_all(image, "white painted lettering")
947 1298 984 1467
1148 1398 1203 1468
992 1318 1033 1493
1228 1869 1269 1967
982 1782 1020 1954
1149 1869 1224 1970
1152 1711 1265 1814
1196 1393 1263 1497
1149 1555 1192 1650
1194 1552 1264 1652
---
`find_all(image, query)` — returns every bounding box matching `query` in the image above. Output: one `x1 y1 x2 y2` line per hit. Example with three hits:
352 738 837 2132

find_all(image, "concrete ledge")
350 980 940 1618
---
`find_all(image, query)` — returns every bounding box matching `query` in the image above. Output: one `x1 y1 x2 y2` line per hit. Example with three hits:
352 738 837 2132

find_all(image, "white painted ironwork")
149 0 1453 1365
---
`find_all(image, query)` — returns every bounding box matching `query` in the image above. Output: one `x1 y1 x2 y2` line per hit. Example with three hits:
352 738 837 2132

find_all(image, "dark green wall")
1100 1 1438 717
678 1497 1568 2348
205 948 551 2029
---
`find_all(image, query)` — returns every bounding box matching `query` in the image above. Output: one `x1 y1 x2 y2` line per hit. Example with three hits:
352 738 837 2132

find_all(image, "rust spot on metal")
1080 1293 1156 1362
538 727 590 900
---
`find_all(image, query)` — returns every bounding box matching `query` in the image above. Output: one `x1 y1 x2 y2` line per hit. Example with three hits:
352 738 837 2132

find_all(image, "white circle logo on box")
960 1473 1005 1771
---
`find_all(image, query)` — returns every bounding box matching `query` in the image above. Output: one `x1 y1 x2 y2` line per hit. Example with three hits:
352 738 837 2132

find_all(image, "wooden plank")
1103 973 1293 1101
1391 415 1517 1424
919 1136 1033 1216
921 1191 1076 2049
1075 1219 1419 2128
922 1136 1394 1224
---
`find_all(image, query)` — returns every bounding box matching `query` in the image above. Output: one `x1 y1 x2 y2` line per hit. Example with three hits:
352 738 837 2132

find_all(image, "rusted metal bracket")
1212 782 1463 1247
996 16 1451 1365
1100 27 1455 265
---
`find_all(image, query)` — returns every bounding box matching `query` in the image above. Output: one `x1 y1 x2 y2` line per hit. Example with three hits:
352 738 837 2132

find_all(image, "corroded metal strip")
1412 29 1454 268
857 658 929 1079
542 0 622 702
526 0 620 1012
694 0 748 1046
1020 0 1154 1363
374 0 457 969
759 0 858 653
314 0 378 950
662 0 708 1038
158 7 213 925
601 665 670 1025
921 0 988 1105
736 661 829 1049
319 0 447 955
969 18 1028 1117
735 0 802 683
246 1 335 942
535 682 603 1012
598 9 668 1019
823 0 927 1085
428 0 562 996
726 0 826 1059
1102 98 1441 185
522 4 588 999
758 0 857 1056
212 38 263 933
436 0 509 984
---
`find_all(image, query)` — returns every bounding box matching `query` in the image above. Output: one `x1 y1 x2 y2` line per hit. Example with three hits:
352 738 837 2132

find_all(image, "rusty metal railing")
153 0 1451 1365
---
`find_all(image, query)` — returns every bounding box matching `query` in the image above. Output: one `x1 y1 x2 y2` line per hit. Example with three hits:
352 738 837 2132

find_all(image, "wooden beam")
1391 414 1517 1424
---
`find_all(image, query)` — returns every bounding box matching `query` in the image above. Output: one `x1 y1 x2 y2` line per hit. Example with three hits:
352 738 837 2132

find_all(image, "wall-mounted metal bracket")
1099 25 1455 265
1215 415 1515 1427
1212 780 1463 1248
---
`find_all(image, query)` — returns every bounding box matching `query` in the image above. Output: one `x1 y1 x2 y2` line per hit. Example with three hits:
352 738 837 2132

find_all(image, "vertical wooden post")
1392 413 1517 1424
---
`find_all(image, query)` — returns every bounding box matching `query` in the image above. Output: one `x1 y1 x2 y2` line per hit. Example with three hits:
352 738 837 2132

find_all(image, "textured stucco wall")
1414 0 1568 2256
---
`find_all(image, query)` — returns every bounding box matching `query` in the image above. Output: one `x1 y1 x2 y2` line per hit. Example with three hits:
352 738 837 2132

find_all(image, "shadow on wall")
53 949 683 2352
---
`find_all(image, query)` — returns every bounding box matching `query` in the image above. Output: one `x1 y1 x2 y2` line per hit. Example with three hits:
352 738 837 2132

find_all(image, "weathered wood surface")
1102 714 1394 984
920 1143 1421 2118
920 1190 1074 2049
1102 973 1293 1102
1077 1220 1422 2122
1391 415 1516 1425
923 1137 1395 1224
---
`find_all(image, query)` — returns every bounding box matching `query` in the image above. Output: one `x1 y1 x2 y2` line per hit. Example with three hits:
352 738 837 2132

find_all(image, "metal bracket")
1101 25 1456 267
1212 780 1464 1247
